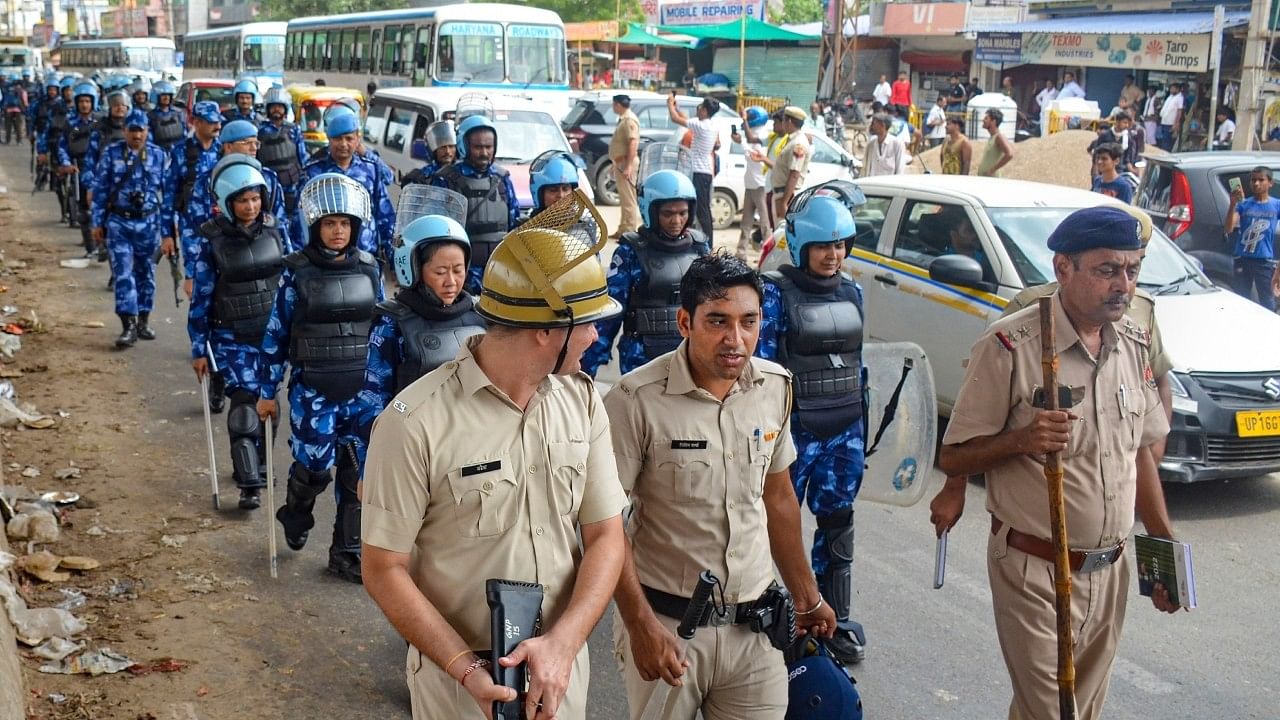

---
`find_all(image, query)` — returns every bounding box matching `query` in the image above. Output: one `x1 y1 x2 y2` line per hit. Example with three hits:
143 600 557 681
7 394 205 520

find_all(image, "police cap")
125 109 149 130
1046 205 1143 254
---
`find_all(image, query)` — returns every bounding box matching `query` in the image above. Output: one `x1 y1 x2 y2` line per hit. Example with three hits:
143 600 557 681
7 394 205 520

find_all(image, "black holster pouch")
748 584 797 652
487 579 544 720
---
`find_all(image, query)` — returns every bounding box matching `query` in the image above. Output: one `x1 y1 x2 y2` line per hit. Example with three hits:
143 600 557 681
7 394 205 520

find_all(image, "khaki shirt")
1002 285 1172 379
604 343 797 605
609 109 640 163
943 293 1169 549
362 336 628 651
768 132 810 192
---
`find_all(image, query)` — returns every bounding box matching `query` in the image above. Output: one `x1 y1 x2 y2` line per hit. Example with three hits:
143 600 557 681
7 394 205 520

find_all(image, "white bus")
183 22 287 92
58 38 181 83
0 39 42 74
284 4 568 95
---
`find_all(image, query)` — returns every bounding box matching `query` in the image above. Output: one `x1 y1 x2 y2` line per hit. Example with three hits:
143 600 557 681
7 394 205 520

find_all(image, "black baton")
487 578 544 720
637 570 719 720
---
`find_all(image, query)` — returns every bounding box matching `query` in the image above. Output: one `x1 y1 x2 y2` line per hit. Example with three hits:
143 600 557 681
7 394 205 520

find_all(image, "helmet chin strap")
551 308 576 375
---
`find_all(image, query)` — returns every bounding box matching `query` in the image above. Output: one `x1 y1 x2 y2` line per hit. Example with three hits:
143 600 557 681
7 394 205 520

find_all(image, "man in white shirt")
862 112 906 177
926 95 947 148
733 107 770 259
873 74 892 107
669 93 722 242
1214 108 1236 150
1158 83 1185 151
1036 79 1058 138
1057 71 1086 100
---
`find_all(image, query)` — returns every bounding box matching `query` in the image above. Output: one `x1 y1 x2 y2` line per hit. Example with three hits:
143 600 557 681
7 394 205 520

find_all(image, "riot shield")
394 184 467 237
859 341 937 507
637 139 689 182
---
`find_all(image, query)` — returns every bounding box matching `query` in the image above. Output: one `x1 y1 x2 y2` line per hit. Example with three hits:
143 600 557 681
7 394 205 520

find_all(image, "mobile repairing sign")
659 0 768 26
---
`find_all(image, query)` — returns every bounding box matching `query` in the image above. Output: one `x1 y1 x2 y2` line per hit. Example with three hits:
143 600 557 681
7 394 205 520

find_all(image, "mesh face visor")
299 173 372 230
638 140 691 180
394 184 467 239
455 92 495 122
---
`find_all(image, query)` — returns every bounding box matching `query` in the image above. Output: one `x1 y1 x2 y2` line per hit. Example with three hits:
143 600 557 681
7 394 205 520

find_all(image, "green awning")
655 17 817 42
616 23 693 48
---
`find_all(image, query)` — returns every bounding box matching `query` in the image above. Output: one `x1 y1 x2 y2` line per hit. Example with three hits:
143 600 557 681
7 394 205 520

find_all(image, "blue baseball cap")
1046 206 1143 254
125 109 149 130
324 106 360 139
193 101 223 124
221 119 258 143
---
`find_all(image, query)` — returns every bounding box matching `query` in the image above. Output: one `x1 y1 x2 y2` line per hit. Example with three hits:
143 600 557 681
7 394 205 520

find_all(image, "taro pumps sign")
977 31 1213 72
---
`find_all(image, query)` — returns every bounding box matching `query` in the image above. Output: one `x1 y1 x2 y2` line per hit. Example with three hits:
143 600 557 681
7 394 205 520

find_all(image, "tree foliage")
259 0 407 22
535 0 643 24
771 0 824 24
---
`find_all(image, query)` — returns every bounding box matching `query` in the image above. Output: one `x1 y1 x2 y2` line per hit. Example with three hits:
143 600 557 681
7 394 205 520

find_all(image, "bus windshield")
0 46 30 69
506 24 566 85
126 46 176 71
244 35 285 73
436 21 505 83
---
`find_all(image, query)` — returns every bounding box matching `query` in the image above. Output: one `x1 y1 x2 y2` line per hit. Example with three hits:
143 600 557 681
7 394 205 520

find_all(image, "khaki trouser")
615 161 640 234
736 186 767 259
406 644 591 720
988 520 1129 720
613 606 787 720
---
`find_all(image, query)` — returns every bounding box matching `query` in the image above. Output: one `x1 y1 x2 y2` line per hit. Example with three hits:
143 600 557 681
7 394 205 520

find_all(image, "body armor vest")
285 248 380 402
177 138 205 213
98 117 125 147
66 118 94 159
48 106 68 138
258 124 302 187
765 267 864 439
203 217 286 344
149 110 184 148
622 230 707 358
437 163 510 270
375 290 485 393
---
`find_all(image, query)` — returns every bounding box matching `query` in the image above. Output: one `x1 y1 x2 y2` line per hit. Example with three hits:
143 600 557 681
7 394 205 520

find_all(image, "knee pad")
817 508 855 564
226 395 260 440
287 463 332 502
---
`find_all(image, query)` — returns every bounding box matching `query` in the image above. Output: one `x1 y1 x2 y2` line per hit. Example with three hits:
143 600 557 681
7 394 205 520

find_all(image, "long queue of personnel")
9 61 1183 720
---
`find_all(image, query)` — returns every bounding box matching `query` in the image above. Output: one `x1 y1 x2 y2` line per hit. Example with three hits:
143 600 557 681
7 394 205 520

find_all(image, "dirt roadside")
0 152 404 719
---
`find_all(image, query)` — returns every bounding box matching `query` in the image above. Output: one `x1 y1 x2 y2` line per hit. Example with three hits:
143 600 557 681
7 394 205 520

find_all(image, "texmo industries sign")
977 31 1212 71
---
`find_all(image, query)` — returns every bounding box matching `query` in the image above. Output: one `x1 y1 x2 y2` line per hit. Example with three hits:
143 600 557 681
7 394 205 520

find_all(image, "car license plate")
1235 410 1280 437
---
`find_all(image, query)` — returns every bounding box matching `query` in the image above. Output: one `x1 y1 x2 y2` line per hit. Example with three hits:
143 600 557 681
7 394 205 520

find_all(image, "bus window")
335 29 353 72
316 31 330 71
400 25 415 77
370 28 381 74
413 25 432 85
246 34 285 74
302 32 315 71
354 27 370 72
436 22 503 83
383 26 400 74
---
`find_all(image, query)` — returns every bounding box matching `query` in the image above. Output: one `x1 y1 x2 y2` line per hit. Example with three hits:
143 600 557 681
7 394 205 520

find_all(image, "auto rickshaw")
285 84 366 153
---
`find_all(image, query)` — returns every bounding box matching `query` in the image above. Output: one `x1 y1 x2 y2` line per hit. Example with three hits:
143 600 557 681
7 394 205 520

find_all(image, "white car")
761 175 1280 483
364 86 592 213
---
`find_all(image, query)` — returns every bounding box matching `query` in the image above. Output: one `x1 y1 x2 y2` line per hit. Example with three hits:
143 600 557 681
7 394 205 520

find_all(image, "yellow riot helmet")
477 188 621 328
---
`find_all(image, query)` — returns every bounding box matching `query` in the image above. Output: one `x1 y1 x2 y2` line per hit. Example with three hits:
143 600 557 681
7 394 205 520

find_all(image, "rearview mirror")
929 254 986 290
411 139 429 161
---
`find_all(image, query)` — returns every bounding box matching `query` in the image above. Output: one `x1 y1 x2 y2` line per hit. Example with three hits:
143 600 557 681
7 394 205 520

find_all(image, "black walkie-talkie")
487 578 544 720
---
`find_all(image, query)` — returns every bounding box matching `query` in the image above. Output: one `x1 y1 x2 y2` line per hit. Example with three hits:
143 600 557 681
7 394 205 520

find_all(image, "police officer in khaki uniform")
930 205 1175 536
938 207 1180 720
611 94 641 237
361 221 629 720
604 253 837 720
765 107 810 227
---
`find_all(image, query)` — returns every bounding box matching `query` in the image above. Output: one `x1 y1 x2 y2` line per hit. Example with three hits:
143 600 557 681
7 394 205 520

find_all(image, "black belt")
643 585 755 627
109 207 157 220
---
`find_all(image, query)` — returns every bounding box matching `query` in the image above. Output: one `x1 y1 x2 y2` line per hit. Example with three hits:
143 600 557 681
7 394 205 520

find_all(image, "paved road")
10 148 1279 718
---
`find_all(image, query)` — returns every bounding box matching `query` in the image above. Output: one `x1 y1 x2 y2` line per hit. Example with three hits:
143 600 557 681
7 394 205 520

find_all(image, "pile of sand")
906 130 1168 189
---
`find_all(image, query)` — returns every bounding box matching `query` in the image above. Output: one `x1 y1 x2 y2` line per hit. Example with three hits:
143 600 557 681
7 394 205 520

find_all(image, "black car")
562 91 736 205
1135 151 1280 287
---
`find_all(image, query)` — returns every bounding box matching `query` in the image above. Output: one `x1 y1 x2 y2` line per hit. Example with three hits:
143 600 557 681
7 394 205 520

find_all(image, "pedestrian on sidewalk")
667 92 720 242
1226 166 1280 310
1090 143 1134 204
90 110 175 348
611 94 641 237
188 158 285 509
1157 83 1184 151
925 95 947 148
941 116 971 175
734 105 770 259
975 109 1014 177
862 112 906 177
890 71 912 116
872 74 892 107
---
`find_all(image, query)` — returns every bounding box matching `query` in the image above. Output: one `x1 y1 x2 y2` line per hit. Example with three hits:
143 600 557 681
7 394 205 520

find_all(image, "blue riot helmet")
232 78 258 102
786 194 855 269
151 80 175 104
211 158 269 220
298 173 372 249
637 169 696 234
745 105 768 128
220 119 259 144
44 72 60 91
529 151 580 212
393 215 470 288
262 86 290 111
454 114 496 161
785 640 863 720
59 75 77 94
324 105 360 138
72 81 99 112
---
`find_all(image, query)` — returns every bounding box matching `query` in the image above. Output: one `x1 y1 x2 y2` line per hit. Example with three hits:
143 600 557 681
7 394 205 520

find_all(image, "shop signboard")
618 58 667 82
565 21 618 42
976 32 1021 63
659 0 767 27
883 3 968 36
1005 32 1213 72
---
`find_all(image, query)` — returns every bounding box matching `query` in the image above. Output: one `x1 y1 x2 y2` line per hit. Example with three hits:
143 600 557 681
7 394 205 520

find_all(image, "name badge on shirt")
461 460 502 477
670 440 708 450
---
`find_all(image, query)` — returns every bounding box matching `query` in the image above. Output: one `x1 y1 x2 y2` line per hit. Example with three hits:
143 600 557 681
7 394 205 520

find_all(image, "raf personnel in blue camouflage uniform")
58 81 104 256
188 121 290 255
354 214 483 468
756 192 869 665
431 115 518 293
175 102 223 285
146 81 187 152
256 173 384 583
302 107 395 267
582 169 709 378
398 120 456 187
91 109 176 348
257 87 308 250
189 158 286 510
222 79 262 124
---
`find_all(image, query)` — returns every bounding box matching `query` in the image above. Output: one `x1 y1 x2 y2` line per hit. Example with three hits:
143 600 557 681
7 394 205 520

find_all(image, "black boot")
238 487 261 510
276 464 330 551
136 312 157 340
818 509 866 664
328 448 363 584
208 372 226 414
115 314 138 348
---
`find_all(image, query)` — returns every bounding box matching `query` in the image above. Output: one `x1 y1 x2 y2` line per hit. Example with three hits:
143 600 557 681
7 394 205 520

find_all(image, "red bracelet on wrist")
459 658 490 686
